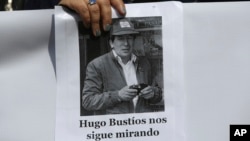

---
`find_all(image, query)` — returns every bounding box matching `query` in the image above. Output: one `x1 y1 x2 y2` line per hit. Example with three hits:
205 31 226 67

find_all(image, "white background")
0 10 56 141
0 2 250 141
184 2 250 141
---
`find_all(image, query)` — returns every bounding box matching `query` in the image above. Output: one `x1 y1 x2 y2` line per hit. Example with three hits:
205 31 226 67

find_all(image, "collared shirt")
112 50 138 107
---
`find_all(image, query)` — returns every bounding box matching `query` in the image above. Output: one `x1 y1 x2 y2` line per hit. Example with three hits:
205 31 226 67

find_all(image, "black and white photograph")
55 2 184 141
79 17 164 116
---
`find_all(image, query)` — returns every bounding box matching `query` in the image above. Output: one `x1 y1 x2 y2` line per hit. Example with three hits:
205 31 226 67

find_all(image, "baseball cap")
111 19 139 35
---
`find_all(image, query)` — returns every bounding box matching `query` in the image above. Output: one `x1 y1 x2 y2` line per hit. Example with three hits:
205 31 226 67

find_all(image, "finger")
97 0 112 31
85 0 101 36
141 87 151 93
130 92 138 96
110 0 126 16
59 0 90 28
139 91 153 99
127 89 138 93
122 93 135 101
124 91 137 96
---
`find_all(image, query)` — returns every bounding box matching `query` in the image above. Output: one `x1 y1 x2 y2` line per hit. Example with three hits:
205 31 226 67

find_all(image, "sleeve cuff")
109 91 121 104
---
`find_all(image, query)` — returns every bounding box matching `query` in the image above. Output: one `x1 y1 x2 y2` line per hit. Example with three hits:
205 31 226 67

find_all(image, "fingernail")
104 24 111 31
95 30 101 37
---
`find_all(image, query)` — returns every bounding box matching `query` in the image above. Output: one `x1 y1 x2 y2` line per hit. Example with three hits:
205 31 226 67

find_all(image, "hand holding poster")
55 2 184 141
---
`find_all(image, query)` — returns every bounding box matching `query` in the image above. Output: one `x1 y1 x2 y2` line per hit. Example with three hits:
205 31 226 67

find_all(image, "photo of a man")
81 18 163 115
54 4 185 141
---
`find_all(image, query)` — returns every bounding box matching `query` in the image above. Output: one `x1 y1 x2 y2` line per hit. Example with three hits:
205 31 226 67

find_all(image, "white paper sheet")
0 10 56 141
55 2 184 141
184 2 250 141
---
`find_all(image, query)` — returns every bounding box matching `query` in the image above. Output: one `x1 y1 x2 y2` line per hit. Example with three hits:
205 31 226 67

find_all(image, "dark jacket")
82 51 162 115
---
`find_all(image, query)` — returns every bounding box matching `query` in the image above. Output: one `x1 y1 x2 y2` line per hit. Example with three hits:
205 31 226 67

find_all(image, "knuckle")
97 0 109 5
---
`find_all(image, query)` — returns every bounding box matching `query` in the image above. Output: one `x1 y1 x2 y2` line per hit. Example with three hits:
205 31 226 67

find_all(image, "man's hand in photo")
118 86 137 101
139 86 155 99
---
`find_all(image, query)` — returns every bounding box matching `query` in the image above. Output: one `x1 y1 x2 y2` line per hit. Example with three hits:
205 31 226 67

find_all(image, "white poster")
55 2 184 141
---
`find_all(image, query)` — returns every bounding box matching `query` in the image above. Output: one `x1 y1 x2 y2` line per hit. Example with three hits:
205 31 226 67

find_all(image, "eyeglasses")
116 35 134 40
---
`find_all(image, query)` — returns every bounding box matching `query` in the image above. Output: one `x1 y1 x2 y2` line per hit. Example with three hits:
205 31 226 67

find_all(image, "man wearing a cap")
82 18 162 115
